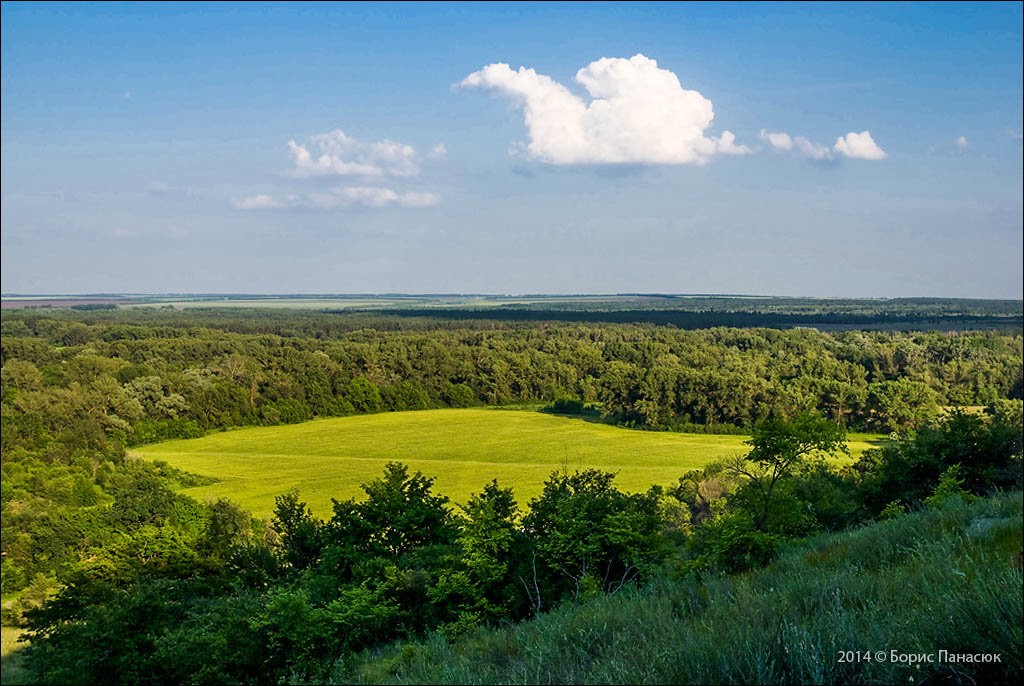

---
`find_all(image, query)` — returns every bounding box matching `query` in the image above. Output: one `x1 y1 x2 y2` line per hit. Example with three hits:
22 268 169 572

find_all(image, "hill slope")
332 492 1023 685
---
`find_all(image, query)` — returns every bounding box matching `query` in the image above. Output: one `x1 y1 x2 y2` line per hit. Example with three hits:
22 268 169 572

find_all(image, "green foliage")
441 383 477 408
686 511 782 573
342 463 454 558
105 464 178 527
855 409 1023 513
273 491 322 573
735 413 847 530
544 397 586 414
523 470 667 608
454 481 530 623
879 500 906 519
2 308 1022 683
331 492 1023 686
923 464 976 508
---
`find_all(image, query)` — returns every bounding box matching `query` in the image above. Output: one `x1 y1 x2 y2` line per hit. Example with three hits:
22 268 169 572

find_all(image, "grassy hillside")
331 491 1023 685
133 409 881 517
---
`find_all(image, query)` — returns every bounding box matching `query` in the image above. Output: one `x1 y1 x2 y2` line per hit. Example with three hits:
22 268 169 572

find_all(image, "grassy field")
1 625 28 686
134 409 883 518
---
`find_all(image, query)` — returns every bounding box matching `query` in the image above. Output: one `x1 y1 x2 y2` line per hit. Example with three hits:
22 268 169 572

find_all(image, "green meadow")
1 625 29 686
134 409 882 517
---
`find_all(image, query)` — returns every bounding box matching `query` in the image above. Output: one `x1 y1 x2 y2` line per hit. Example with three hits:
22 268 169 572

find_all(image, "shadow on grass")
1 626 30 686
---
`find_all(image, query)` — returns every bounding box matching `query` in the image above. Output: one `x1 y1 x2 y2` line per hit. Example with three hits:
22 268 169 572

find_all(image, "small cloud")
795 137 833 160
760 129 794 151
760 129 837 160
287 129 420 178
122 91 132 100
428 143 448 160
234 194 286 210
233 187 440 211
833 130 887 160
459 54 748 165
714 131 751 156
394 190 443 208
954 135 969 150
761 128 886 161
315 186 441 209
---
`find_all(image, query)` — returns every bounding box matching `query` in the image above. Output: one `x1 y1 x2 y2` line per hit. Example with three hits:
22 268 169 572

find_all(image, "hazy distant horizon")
2 291 1021 302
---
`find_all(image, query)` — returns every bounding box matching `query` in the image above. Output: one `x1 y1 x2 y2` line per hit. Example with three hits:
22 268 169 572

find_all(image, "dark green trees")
735 413 847 530
523 470 666 607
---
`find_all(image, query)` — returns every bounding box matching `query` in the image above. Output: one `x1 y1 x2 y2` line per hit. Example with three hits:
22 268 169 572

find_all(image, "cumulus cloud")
234 187 440 211
459 54 748 165
235 128 444 211
954 135 969 150
760 129 832 160
760 128 886 161
287 129 420 177
759 129 793 151
714 131 751 156
833 130 887 160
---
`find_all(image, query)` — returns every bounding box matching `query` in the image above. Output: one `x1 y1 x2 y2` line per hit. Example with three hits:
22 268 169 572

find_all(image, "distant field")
133 409 883 518
123 295 636 310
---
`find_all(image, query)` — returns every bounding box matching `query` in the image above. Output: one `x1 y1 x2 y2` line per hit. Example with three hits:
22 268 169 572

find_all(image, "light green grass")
134 409 882 518
1 626 29 686
1 626 26 658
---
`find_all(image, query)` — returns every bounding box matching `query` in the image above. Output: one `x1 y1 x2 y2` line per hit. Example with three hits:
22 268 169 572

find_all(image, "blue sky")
2 1 1021 297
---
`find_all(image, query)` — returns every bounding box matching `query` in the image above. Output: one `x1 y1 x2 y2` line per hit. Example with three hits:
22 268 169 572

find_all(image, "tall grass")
331 492 1023 685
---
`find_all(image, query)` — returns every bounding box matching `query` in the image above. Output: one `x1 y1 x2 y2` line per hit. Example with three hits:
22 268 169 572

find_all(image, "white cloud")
428 143 448 159
234 187 440 211
760 128 885 161
287 129 420 177
833 130 887 160
459 54 747 165
234 194 286 210
395 190 444 208
795 137 833 160
954 135 969 150
759 129 793 151
714 131 751 156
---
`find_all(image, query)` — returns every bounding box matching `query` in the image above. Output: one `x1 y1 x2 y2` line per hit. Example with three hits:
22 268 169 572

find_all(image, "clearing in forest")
134 409 881 517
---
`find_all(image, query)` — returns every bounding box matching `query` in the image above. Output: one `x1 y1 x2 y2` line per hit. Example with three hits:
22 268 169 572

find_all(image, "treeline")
3 310 1021 438
14 409 1024 685
369 307 1024 331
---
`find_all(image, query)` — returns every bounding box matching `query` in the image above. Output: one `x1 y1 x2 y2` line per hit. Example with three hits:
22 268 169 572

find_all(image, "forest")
1 305 1022 684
